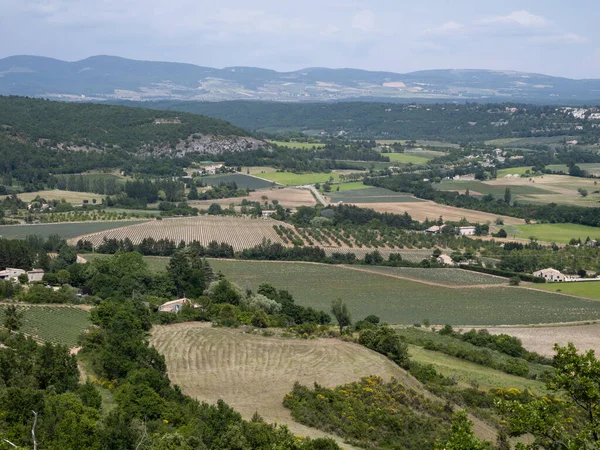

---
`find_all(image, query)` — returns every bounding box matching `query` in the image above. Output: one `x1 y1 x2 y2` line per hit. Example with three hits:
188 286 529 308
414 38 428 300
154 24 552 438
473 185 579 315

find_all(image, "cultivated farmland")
328 187 425 204
254 171 340 185
190 187 316 208
362 267 506 286
0 220 147 240
150 323 411 445
512 223 600 244
201 173 274 190
0 304 90 347
208 260 600 325
380 153 432 165
72 216 290 250
0 189 104 204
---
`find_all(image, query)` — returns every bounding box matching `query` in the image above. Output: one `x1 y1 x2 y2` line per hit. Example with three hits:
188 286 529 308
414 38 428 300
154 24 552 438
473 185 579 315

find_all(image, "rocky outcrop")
144 134 269 157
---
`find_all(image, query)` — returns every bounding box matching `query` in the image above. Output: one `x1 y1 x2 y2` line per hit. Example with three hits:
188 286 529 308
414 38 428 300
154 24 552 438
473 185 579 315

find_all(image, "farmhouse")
27 269 45 282
533 268 577 282
458 226 476 236
437 254 455 266
0 268 26 282
425 225 446 234
261 210 277 218
158 298 190 313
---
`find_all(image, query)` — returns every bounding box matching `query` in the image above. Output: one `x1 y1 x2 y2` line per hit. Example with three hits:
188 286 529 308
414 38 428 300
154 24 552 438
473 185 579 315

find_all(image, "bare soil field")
475 323 600 357
150 324 416 446
356 200 525 225
190 187 316 208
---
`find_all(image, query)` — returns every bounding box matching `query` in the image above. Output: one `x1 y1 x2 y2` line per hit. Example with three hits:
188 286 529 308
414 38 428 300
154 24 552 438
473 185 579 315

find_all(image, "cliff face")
144 134 268 157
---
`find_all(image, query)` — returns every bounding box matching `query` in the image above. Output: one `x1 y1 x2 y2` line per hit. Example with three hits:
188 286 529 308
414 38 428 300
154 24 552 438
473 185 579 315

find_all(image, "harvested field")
190 187 316 208
71 216 290 250
0 220 147 240
0 189 104 204
356 200 525 224
150 323 416 444
480 324 600 358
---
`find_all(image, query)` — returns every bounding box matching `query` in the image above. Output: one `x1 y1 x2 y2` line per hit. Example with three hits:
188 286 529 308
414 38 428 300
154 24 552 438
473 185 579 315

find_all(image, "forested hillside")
123 100 600 142
0 97 264 189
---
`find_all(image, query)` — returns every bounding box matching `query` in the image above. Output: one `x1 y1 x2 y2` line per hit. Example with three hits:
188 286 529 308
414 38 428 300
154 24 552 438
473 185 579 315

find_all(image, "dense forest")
117 100 600 142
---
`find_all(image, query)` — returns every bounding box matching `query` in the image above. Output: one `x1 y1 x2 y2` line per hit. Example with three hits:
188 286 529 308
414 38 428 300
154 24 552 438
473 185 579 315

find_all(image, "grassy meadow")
513 223 600 244
332 181 372 191
268 140 325 149
254 171 340 185
530 281 600 300
380 153 432 165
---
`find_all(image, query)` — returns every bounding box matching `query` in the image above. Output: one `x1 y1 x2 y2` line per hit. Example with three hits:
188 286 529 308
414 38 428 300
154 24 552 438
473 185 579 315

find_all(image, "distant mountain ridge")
1 55 600 103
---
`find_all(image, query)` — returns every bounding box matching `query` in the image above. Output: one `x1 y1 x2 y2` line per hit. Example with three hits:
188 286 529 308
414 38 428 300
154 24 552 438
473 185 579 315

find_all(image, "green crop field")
530 282 600 299
202 173 274 190
0 304 90 347
332 182 372 192
0 221 147 240
376 140 458 149
547 163 600 175
435 180 552 196
268 140 325 149
513 223 600 244
362 267 506 286
254 171 340 185
408 345 547 394
380 153 432 165
206 260 600 325
329 187 425 203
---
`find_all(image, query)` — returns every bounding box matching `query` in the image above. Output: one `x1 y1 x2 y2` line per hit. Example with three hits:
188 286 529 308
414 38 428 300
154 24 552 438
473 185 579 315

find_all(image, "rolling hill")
2 55 600 103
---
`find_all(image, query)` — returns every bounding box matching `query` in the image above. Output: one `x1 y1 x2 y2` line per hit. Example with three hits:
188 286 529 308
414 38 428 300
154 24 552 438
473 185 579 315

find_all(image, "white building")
0 268 26 282
437 255 455 266
27 269 45 282
533 268 578 282
425 225 446 234
158 298 190 313
261 210 277 218
458 226 476 236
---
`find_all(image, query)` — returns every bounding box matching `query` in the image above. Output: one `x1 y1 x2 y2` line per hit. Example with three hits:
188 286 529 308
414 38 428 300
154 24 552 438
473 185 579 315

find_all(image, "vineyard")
74 216 291 250
0 304 90 347
361 266 506 286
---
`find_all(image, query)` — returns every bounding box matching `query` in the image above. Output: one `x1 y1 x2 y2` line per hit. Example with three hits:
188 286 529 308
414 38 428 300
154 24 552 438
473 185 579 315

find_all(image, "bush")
358 326 409 367
509 276 521 286
251 310 269 328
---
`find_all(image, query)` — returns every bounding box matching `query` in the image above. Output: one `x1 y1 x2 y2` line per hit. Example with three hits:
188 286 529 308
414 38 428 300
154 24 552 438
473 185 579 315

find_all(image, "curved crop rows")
74 216 291 250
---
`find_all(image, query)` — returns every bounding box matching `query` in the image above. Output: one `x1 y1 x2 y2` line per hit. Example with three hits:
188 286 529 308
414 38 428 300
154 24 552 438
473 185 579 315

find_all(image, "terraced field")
72 216 290 250
0 220 147 240
150 323 410 444
0 304 90 347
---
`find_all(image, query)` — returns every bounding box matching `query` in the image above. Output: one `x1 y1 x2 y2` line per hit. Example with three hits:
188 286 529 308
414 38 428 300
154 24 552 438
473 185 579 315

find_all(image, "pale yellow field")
477 323 600 357
1 190 103 204
150 324 414 447
356 200 525 225
190 188 316 208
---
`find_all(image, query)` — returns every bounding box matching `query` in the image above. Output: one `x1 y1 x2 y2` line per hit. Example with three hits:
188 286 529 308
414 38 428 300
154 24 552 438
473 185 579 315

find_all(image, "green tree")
440 410 492 450
18 273 28 284
3 304 23 333
504 187 512 205
331 298 351 334
498 343 600 448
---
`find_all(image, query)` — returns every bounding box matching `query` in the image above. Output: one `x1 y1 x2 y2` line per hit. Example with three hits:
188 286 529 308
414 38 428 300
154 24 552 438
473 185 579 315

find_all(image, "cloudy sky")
1 0 599 78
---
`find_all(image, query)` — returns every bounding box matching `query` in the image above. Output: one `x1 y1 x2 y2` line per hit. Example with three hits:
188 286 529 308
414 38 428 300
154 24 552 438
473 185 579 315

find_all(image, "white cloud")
422 21 464 37
530 33 589 44
351 9 375 32
480 10 550 28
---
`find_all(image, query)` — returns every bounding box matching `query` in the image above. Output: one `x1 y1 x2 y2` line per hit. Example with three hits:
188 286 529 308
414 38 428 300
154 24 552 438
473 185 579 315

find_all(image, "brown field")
356 200 525 225
71 215 290 250
475 323 600 357
190 187 316 208
150 323 496 444
1 189 103 204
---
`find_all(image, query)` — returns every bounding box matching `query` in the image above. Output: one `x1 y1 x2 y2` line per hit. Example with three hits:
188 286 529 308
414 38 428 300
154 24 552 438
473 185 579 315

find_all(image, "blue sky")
1 0 599 78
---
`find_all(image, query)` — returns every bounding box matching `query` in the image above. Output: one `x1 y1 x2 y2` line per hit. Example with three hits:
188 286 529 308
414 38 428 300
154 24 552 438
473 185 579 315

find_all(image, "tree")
17 273 28 284
498 343 600 449
440 411 492 450
504 187 512 205
509 276 521 286
3 304 23 333
331 298 351 334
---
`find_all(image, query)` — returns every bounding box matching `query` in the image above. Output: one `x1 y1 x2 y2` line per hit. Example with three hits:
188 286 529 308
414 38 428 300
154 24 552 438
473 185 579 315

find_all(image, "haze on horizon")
2 0 599 79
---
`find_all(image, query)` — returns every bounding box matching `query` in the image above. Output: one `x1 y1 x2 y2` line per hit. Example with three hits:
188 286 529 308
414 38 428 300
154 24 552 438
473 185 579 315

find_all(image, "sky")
1 0 599 78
